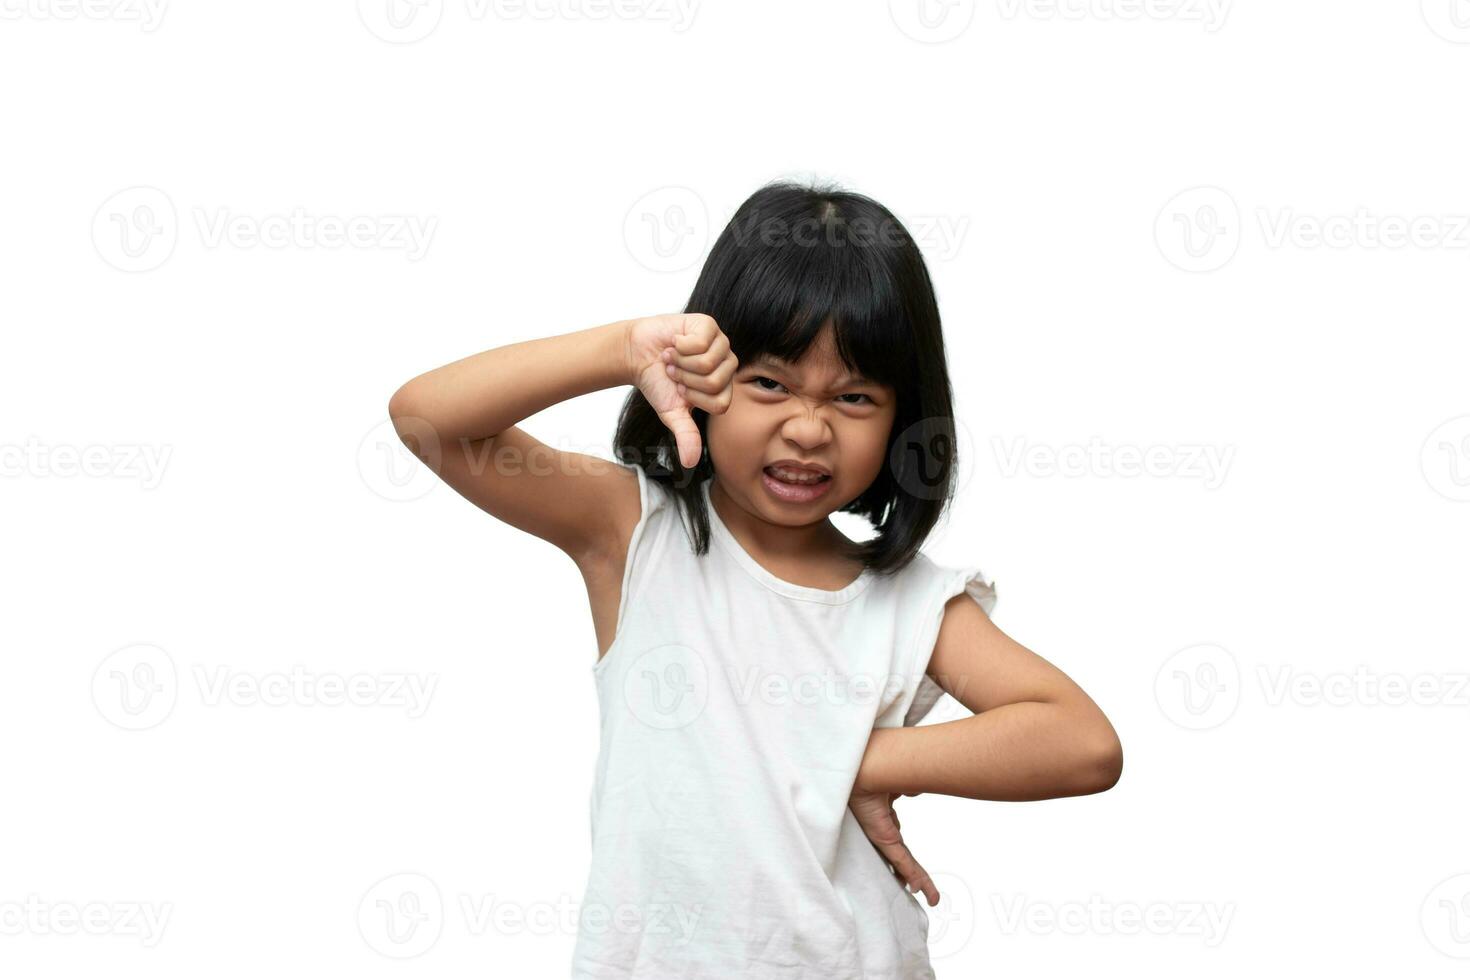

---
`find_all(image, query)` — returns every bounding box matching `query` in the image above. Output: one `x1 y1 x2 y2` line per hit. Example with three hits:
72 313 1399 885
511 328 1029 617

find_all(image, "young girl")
388 180 1123 978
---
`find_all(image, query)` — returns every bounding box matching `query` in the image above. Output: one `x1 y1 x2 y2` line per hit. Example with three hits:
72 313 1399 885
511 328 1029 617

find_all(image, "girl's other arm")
386 319 640 565
857 596 1124 802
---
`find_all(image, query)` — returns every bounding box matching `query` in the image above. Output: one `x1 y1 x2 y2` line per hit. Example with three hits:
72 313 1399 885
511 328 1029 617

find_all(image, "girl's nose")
779 406 834 447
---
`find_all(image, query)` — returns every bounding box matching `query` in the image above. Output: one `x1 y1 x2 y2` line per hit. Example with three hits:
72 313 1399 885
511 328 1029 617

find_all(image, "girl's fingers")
655 404 702 470
678 381 732 416
667 329 730 372
881 839 939 907
671 315 718 356
664 354 736 395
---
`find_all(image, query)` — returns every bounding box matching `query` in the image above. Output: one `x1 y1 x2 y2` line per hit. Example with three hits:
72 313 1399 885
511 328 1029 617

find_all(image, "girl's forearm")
857 702 1122 802
388 318 636 442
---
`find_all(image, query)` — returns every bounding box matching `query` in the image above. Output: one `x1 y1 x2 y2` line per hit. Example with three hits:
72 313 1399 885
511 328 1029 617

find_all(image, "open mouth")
763 465 832 486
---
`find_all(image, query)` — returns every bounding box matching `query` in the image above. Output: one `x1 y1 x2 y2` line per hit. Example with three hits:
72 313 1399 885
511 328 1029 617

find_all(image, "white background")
3 1 1469 976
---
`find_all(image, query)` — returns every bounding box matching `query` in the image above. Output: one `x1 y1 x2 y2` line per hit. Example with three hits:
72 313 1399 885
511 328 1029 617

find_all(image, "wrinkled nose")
779 404 833 449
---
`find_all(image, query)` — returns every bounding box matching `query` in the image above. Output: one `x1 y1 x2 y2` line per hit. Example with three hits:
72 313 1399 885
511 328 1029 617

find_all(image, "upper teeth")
770 466 825 484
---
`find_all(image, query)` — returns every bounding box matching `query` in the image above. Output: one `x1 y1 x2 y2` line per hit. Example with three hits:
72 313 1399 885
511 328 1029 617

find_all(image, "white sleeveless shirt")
572 463 998 979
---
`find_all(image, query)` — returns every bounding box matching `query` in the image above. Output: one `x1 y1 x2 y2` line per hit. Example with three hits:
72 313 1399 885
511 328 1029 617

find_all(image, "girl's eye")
750 377 872 405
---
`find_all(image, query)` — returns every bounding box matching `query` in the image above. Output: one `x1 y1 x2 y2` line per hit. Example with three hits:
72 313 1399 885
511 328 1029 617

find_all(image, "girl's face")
707 325 897 526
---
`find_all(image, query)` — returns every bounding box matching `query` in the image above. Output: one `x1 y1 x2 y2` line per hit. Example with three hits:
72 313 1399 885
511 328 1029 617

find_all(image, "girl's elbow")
1077 733 1123 795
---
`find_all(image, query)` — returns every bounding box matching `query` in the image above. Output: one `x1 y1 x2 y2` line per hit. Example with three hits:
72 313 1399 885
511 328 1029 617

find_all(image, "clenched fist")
624 313 739 469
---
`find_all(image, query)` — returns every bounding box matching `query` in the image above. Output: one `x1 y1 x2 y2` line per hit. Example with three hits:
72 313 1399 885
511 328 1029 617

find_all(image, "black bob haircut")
613 178 963 576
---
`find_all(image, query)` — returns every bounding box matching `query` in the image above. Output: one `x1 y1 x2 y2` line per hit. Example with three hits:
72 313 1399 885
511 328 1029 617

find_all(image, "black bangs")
613 177 962 576
687 184 918 391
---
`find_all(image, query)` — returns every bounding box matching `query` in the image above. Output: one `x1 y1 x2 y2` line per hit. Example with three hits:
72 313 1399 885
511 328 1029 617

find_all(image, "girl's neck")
708 477 858 565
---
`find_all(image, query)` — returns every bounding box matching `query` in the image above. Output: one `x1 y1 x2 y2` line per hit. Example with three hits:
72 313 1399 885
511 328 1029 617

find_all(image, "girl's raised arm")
386 314 733 566
387 318 641 565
